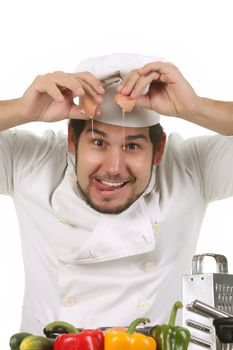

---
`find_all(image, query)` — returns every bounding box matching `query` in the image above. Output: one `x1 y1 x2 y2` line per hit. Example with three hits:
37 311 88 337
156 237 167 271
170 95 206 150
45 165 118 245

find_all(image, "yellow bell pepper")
105 318 157 350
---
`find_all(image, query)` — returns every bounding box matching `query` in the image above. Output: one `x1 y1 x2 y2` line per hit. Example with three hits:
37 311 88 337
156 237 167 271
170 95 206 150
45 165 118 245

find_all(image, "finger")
116 70 136 92
68 104 89 120
117 70 140 94
130 72 160 98
51 74 86 97
74 71 105 94
116 75 130 92
119 73 141 96
138 61 181 83
54 74 104 104
137 61 169 76
79 80 103 104
35 80 65 102
68 103 101 120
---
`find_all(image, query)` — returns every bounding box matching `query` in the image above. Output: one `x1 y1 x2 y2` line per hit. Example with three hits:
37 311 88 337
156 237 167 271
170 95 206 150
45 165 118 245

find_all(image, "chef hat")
76 53 164 128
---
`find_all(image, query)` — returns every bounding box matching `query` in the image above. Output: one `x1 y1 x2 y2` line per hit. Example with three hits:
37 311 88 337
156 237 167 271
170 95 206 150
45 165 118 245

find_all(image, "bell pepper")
54 328 104 350
44 320 79 339
105 317 156 350
149 301 190 350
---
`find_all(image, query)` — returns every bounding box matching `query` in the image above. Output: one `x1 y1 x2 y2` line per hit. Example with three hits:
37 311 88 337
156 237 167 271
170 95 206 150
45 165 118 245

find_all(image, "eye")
127 143 139 150
93 139 104 147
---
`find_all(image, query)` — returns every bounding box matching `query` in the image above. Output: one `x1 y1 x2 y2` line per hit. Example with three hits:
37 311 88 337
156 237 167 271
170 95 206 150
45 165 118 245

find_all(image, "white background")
0 0 233 348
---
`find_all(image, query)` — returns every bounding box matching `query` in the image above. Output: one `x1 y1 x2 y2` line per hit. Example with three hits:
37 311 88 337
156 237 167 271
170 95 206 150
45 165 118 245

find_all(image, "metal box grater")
182 254 233 350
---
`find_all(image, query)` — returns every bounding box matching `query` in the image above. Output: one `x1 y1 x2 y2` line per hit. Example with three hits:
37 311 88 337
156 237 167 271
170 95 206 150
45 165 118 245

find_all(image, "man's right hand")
18 71 105 123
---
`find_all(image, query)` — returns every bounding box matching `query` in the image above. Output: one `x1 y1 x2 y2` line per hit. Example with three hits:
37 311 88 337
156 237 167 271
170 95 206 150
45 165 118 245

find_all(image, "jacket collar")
51 153 159 264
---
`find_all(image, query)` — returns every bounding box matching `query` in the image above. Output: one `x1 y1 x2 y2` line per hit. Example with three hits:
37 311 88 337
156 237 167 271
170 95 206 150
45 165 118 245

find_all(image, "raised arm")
117 61 233 135
191 97 233 135
0 71 104 131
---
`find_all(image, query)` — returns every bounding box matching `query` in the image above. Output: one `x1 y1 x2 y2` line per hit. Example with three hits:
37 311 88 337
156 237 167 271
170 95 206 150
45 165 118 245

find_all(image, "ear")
153 132 166 165
67 123 76 155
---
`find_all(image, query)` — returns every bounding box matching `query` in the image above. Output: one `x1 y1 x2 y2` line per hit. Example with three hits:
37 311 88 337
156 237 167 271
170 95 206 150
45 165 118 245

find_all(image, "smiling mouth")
101 180 125 188
92 178 129 192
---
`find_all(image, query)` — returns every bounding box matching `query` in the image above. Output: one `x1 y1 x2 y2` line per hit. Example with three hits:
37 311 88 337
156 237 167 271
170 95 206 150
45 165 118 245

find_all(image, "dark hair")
69 119 164 149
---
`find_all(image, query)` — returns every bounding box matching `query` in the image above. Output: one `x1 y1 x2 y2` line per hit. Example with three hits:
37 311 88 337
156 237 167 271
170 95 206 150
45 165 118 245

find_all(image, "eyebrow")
86 128 106 137
86 128 149 142
126 134 148 142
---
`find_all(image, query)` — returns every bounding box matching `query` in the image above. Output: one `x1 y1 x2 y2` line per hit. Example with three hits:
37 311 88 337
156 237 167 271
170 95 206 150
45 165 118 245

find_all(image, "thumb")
68 105 89 120
135 95 152 110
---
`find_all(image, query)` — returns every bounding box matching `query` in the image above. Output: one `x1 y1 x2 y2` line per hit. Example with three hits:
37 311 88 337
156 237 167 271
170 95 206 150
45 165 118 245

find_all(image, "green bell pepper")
149 301 190 350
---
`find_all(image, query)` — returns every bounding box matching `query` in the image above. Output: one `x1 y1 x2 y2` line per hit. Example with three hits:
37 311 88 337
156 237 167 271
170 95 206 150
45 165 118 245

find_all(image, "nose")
103 148 126 177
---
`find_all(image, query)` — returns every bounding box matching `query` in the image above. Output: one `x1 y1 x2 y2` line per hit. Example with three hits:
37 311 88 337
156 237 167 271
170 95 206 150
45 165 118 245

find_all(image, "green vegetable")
9 332 32 350
43 320 78 338
19 335 54 350
149 301 190 350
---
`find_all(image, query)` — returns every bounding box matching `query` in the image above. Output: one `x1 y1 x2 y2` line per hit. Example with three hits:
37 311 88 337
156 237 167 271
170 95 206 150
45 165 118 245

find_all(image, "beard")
76 181 144 214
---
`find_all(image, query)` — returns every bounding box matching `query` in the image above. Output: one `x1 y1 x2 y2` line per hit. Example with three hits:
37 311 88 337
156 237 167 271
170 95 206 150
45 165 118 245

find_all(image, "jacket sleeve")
0 129 66 196
0 130 15 195
180 134 233 203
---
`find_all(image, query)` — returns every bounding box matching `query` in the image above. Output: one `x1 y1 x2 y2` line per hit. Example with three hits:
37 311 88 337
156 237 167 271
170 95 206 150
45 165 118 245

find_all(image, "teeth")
101 180 124 187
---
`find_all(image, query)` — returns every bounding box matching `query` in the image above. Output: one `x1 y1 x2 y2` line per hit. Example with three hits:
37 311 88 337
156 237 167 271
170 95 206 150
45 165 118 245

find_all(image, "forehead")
83 120 151 138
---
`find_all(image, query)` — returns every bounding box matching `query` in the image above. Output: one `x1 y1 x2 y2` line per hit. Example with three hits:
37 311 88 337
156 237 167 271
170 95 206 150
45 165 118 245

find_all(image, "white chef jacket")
1 129 233 334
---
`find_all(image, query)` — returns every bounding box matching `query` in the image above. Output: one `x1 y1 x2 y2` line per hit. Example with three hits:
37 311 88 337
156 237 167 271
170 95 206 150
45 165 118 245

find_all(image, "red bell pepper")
54 329 104 350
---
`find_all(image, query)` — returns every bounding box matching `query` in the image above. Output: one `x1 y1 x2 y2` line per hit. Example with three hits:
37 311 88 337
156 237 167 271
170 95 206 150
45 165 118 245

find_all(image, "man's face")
74 120 157 214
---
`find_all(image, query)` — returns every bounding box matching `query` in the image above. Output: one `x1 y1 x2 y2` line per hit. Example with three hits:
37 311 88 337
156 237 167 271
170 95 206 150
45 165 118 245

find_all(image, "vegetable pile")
9 301 190 350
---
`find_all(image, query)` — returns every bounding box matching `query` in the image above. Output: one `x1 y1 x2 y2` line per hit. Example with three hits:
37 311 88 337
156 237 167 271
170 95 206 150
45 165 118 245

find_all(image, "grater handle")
191 299 232 318
192 253 228 274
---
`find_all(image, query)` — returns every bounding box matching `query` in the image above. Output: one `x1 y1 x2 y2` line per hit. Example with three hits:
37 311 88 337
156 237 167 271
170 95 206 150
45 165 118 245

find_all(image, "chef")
0 53 233 335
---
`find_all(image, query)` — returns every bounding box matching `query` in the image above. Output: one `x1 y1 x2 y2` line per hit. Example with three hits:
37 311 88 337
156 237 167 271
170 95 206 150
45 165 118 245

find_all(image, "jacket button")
143 261 156 271
62 297 77 307
152 222 160 235
59 217 70 225
138 300 149 311
69 172 77 182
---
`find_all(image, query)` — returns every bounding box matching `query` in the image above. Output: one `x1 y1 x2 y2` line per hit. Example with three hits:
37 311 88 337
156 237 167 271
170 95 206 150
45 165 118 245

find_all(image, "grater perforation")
182 254 233 350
